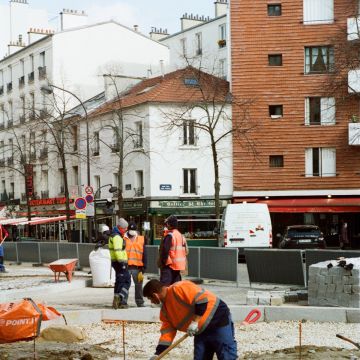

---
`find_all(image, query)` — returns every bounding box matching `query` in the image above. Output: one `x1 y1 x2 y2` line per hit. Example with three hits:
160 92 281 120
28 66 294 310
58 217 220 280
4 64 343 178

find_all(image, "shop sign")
29 197 72 207
122 201 144 209
76 209 86 219
24 164 34 197
152 199 229 208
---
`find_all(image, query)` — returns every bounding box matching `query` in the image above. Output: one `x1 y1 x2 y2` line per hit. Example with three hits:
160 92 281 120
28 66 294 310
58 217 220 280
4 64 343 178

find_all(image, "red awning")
257 198 360 213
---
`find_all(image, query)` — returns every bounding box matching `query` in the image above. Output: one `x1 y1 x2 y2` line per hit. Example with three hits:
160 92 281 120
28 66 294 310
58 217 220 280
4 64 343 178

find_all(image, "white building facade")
0 20 169 219
158 0 230 80
78 70 233 245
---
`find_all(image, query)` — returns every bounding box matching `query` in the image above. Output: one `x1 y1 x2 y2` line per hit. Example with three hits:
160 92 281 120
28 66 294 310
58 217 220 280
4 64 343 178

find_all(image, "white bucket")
89 248 115 287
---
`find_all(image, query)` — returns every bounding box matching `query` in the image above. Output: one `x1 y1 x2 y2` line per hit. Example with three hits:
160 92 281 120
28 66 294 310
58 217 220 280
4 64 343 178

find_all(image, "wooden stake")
299 321 302 360
122 320 126 360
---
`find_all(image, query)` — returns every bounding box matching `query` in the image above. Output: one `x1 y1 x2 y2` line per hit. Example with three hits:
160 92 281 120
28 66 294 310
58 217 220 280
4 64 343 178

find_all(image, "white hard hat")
99 224 109 233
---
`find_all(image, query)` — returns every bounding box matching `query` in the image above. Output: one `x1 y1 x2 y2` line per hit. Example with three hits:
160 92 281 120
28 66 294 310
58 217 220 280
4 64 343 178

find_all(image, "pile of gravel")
79 320 360 359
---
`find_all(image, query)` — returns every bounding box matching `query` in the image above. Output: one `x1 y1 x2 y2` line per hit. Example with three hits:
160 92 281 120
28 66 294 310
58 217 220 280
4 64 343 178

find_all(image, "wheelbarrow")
48 258 78 283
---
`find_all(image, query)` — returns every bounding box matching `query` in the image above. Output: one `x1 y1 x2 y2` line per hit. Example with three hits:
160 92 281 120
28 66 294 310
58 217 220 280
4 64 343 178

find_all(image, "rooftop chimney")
214 0 228 17
180 13 210 31
133 25 139 32
60 9 88 31
149 27 169 41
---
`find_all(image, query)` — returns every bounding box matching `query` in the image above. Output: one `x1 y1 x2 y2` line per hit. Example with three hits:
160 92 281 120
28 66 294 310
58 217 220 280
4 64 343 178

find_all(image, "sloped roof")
89 67 229 118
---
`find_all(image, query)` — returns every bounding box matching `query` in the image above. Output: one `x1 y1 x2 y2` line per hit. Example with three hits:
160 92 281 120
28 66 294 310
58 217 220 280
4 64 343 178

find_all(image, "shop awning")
258 198 360 213
17 216 69 226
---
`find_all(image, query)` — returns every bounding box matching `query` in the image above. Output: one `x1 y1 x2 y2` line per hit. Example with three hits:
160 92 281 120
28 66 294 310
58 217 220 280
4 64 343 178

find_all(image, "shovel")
336 334 360 350
155 334 189 359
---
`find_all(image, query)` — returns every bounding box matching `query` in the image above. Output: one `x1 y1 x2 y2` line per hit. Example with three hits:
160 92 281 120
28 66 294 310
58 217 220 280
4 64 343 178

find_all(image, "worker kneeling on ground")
143 279 237 360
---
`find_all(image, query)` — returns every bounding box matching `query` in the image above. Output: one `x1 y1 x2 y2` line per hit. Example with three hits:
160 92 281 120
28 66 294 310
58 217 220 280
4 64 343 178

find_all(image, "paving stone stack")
308 258 360 307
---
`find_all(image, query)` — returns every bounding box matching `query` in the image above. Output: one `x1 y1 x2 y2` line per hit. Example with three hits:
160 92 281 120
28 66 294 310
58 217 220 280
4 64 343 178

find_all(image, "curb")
41 305 360 329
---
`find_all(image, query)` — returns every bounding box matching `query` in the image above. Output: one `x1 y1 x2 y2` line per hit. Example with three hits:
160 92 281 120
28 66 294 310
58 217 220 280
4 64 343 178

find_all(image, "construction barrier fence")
2 242 239 284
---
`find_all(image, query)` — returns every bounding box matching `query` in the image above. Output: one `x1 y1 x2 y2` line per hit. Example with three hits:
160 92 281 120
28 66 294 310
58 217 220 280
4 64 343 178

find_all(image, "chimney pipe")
133 25 139 32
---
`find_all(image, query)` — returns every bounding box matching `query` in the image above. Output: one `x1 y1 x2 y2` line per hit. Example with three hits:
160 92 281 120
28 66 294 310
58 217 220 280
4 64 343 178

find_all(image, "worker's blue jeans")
111 261 131 304
125 266 144 307
194 315 237 360
0 245 5 272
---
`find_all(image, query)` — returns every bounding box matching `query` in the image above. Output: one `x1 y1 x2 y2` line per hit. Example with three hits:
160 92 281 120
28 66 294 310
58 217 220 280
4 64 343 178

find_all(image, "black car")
277 225 326 249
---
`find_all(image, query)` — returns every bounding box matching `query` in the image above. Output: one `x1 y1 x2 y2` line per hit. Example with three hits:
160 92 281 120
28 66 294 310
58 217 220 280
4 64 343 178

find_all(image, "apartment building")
158 0 230 80
0 20 169 216
231 1 360 247
78 68 233 245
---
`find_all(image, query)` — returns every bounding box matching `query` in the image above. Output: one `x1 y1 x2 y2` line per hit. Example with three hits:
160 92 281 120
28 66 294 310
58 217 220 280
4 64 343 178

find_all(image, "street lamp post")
93 184 118 234
41 84 91 241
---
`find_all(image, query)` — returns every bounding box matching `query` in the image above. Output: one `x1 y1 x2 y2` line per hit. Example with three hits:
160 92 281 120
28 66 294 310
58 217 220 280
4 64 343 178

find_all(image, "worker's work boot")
118 303 129 309
112 295 120 309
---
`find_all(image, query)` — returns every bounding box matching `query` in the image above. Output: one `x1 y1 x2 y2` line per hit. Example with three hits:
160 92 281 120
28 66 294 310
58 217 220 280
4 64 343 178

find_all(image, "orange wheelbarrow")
48 258 78 283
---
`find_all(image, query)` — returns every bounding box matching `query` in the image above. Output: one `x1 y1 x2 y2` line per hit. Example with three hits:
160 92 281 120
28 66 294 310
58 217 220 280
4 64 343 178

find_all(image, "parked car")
277 225 326 249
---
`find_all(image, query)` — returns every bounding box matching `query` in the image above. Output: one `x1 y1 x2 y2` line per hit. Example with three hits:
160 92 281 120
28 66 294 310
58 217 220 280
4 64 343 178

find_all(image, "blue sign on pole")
160 184 172 191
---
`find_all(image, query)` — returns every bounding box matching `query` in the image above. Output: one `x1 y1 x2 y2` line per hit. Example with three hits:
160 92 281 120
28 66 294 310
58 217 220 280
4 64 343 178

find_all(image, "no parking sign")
74 197 87 210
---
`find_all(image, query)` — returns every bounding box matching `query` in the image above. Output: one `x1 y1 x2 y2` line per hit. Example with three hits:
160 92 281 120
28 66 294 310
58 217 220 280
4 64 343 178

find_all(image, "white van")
219 203 272 252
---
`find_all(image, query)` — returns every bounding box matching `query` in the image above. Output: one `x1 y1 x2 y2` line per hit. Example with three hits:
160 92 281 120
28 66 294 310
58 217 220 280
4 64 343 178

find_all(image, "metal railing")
134 187 144 197
41 190 49 199
28 72 34 83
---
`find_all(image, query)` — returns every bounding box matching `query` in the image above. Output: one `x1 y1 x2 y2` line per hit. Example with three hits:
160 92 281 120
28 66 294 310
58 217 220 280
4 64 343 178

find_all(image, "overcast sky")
1 0 215 34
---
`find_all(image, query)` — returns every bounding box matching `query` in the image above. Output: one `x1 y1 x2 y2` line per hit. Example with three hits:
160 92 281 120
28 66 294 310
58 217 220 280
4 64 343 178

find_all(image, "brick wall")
231 0 360 191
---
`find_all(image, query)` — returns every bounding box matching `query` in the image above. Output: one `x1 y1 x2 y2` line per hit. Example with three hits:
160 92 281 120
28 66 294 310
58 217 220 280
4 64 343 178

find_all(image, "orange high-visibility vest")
165 229 186 271
158 281 220 347
125 234 144 267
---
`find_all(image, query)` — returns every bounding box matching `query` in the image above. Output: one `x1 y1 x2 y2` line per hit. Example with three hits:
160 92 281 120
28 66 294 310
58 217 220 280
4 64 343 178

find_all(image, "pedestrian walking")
124 221 147 307
144 279 237 360
108 218 131 309
158 215 187 285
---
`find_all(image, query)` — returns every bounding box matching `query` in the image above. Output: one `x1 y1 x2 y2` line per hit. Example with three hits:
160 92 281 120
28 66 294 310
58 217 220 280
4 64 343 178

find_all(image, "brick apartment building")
230 0 360 247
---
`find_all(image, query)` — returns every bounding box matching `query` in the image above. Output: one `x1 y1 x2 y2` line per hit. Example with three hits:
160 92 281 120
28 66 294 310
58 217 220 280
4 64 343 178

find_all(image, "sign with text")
24 164 34 197
76 209 86 219
85 202 95 217
160 184 172 191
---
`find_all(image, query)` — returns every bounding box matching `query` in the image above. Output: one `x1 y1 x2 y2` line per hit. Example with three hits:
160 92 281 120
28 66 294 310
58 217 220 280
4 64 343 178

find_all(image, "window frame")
183 168 197 194
267 4 282 16
269 104 283 118
269 155 284 168
305 147 336 177
304 46 334 74
182 120 196 146
305 97 336 125
268 54 283 66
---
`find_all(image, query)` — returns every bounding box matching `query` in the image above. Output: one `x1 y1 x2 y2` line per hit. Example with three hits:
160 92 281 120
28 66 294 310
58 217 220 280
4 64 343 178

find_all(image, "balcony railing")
19 115 26 124
38 66 46 79
20 154 27 164
348 17 360 41
21 192 27 202
41 190 49 199
7 119 13 128
28 71 34 83
7 156 13 165
59 186 65 194
134 187 144 197
0 159 5 167
7 82 12 93
19 76 25 88
180 185 199 195
0 193 7 201
0 86 3 96
8 192 14 200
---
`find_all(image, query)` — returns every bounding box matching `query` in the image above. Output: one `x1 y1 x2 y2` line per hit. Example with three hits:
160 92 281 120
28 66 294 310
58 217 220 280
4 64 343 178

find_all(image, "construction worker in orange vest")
158 215 187 285
124 221 147 307
143 279 237 360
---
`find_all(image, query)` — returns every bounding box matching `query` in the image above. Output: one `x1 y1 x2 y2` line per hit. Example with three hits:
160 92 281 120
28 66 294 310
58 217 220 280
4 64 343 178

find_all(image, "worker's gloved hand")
187 321 199 336
137 271 144 282
149 355 158 360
